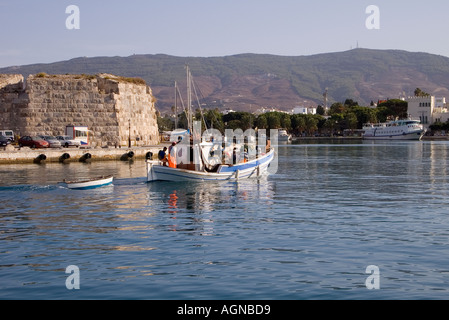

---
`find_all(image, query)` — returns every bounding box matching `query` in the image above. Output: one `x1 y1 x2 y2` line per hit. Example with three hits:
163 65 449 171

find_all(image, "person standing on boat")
168 142 177 168
232 147 238 165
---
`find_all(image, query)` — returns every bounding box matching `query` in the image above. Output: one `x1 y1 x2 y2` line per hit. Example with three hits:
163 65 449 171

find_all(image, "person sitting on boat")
158 147 168 166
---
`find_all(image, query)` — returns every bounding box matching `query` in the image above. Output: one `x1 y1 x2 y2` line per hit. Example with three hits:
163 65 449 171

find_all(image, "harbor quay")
0 144 170 164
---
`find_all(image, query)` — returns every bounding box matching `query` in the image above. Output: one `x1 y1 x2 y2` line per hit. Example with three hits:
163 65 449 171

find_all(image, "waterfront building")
406 96 449 128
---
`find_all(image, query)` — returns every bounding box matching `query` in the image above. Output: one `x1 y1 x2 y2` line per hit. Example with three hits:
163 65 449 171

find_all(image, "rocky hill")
2 49 449 113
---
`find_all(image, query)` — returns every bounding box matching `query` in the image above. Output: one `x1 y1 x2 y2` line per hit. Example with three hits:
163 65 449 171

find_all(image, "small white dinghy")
63 175 113 190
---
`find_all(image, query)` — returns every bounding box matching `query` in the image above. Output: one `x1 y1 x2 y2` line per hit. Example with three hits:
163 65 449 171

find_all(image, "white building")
406 96 449 128
222 108 236 115
292 106 317 115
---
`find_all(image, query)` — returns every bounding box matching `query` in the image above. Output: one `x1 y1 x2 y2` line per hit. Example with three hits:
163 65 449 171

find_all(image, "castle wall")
0 73 159 147
0 74 26 132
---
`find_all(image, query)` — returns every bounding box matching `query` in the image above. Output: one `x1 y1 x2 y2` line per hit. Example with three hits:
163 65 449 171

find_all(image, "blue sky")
1 0 449 67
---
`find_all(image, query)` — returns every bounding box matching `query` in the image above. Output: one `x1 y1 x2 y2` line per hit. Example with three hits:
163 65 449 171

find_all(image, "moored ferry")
362 119 426 140
278 129 292 141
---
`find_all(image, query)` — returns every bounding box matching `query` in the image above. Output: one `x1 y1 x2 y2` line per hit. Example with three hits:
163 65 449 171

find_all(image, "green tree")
329 102 346 115
323 118 337 135
344 99 359 107
327 113 345 134
226 119 243 130
266 112 282 130
203 108 224 132
316 105 325 116
376 99 408 120
304 115 319 135
429 121 443 132
157 115 175 132
256 114 268 129
414 88 430 97
350 106 378 127
344 112 358 130
280 113 292 131
240 113 255 131
291 114 306 134
177 111 190 130
223 111 254 131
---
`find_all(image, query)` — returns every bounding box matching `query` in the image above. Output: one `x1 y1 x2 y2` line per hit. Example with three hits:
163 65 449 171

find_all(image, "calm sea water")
1 140 449 300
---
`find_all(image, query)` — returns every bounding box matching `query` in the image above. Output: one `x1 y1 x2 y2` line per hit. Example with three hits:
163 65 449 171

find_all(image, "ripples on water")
1 141 449 299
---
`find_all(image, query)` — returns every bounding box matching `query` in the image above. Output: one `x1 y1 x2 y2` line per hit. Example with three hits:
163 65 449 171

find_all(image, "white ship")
362 119 426 140
278 129 292 141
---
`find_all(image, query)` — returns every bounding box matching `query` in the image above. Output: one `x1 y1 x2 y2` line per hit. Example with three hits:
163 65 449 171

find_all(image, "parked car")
18 136 49 148
0 130 14 142
39 135 62 148
56 135 81 148
0 135 11 147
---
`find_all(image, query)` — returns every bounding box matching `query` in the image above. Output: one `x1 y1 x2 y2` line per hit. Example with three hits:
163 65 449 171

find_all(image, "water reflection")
143 178 275 237
273 140 449 215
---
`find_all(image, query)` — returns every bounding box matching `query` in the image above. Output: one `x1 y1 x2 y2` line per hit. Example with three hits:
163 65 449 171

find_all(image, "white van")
0 130 14 142
65 126 89 146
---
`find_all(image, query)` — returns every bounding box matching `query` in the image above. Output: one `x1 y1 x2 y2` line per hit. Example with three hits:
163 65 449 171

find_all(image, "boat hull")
363 119 426 141
65 176 113 190
147 149 275 182
363 130 425 141
278 135 291 141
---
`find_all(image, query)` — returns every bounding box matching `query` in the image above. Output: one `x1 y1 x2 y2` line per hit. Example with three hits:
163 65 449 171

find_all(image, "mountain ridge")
2 49 449 113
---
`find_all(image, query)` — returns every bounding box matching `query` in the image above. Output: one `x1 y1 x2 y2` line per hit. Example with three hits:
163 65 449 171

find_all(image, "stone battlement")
0 73 159 147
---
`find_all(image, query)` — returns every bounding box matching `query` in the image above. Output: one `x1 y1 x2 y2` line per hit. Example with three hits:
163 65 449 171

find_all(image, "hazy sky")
1 0 449 67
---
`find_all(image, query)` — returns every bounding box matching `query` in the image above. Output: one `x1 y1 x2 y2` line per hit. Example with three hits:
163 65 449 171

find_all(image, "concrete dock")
0 144 169 164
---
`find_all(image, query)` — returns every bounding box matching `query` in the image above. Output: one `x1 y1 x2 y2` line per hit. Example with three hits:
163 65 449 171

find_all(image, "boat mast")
186 65 193 132
174 81 178 129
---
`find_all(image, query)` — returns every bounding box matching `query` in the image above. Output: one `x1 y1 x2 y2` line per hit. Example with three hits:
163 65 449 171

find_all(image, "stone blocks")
0 73 159 147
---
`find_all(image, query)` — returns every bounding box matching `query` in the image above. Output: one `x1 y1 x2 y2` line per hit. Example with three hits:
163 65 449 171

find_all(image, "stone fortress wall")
0 73 159 147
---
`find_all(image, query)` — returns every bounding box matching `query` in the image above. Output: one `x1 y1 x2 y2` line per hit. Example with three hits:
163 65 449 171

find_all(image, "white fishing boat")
147 66 276 182
147 144 275 182
278 129 292 141
64 175 113 190
362 119 426 140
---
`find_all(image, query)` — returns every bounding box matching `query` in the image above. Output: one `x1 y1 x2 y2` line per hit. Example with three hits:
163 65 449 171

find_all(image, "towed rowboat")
63 175 113 190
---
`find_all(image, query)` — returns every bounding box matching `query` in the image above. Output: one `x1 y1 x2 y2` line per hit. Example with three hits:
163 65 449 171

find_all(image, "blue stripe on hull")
218 152 274 173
